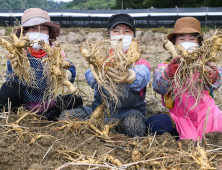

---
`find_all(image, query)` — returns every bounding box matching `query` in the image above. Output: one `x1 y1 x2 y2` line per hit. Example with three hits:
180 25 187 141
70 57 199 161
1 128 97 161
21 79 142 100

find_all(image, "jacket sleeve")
7 60 13 74
60 49 76 83
127 64 150 91
67 61 76 83
85 68 98 90
152 66 171 95
210 67 222 91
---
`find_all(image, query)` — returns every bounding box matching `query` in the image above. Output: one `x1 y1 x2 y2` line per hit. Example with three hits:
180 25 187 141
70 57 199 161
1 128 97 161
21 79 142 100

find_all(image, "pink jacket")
170 90 222 140
153 63 222 140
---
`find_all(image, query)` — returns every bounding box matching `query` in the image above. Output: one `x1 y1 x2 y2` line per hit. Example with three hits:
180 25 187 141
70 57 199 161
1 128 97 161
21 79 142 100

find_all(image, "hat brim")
109 21 135 31
15 21 60 41
167 27 202 42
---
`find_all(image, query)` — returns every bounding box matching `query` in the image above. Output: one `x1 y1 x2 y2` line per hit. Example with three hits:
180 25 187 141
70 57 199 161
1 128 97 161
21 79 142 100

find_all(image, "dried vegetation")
0 28 222 169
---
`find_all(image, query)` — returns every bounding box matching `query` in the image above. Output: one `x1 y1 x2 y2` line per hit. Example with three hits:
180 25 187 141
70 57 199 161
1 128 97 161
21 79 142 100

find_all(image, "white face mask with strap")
26 32 49 50
179 42 199 52
111 35 133 52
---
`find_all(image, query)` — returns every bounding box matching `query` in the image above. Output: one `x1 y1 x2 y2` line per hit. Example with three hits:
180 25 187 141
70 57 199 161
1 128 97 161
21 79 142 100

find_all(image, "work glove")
205 62 219 84
8 54 18 70
58 70 72 81
106 66 136 84
164 57 181 79
66 70 72 81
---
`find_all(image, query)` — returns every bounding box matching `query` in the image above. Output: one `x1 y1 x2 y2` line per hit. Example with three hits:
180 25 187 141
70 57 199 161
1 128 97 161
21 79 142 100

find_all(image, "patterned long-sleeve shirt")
153 64 222 96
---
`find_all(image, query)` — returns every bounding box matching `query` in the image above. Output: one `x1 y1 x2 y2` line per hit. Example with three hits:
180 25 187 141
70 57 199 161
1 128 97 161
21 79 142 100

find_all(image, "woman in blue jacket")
60 14 151 137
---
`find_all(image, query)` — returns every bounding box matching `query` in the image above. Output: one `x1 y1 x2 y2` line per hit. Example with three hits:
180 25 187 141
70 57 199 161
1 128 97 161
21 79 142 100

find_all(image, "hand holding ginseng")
205 62 219 84
164 56 181 79
106 66 136 84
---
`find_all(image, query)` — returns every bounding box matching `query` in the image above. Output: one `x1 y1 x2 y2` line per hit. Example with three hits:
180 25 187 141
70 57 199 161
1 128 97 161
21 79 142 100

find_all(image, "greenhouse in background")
0 7 221 28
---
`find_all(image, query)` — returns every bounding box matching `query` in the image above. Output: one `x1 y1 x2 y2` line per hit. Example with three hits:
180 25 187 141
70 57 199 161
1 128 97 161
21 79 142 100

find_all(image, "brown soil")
1 113 222 170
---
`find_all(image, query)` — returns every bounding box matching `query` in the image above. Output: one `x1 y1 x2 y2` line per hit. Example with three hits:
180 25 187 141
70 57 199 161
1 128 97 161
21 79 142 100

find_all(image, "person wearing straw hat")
59 14 151 137
146 17 222 140
0 8 83 120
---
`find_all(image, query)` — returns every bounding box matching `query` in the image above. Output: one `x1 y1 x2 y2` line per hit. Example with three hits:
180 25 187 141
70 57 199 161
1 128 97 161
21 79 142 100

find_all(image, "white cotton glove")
8 54 18 71
66 70 72 81
106 67 136 84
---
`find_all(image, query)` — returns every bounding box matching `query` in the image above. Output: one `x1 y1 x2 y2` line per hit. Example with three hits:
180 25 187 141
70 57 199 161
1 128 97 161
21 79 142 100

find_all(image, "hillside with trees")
1 0 221 10
64 0 115 10
0 0 66 9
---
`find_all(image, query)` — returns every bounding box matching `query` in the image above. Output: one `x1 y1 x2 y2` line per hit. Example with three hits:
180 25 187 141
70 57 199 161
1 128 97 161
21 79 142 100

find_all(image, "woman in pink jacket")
146 17 222 140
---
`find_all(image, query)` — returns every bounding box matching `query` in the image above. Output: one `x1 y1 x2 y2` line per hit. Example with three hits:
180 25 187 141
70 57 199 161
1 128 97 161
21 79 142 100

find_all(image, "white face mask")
179 42 198 52
26 32 49 50
111 35 133 52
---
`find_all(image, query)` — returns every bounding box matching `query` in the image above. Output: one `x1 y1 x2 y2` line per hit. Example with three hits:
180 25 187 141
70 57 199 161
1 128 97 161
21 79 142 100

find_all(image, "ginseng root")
208 36 222 62
105 154 123 166
163 39 179 58
41 41 78 95
176 45 189 58
89 101 105 121
62 80 78 95
125 38 142 66
0 33 33 85
30 134 44 144
194 146 216 169
132 149 142 169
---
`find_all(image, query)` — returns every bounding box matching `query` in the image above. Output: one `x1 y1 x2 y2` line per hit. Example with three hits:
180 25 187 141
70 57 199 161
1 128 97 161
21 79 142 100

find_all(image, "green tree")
0 0 66 9
64 0 115 10
0 3 12 9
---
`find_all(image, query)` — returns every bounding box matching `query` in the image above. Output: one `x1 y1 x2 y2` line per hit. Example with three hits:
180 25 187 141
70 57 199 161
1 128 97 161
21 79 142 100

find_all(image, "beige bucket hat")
18 8 60 41
167 17 202 42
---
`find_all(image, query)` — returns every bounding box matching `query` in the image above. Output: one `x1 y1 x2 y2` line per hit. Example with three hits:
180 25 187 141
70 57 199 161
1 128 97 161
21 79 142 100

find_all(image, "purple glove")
165 57 181 79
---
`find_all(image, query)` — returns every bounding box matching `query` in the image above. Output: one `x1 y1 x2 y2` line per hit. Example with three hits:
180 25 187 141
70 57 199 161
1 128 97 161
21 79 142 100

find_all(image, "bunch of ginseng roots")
0 26 35 87
40 41 78 99
79 37 142 108
164 31 222 110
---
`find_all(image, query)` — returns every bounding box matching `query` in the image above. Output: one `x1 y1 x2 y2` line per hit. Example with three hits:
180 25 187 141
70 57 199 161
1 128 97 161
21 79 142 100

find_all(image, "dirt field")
1 113 222 170
0 28 222 170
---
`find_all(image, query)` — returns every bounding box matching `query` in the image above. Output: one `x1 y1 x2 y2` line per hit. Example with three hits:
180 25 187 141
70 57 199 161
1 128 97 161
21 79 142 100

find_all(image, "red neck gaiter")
28 47 46 58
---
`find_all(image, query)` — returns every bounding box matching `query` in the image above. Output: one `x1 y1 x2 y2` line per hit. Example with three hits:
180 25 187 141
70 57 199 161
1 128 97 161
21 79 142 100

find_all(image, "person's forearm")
67 61 76 83
153 67 172 95
127 65 150 91
85 68 98 89
211 67 222 90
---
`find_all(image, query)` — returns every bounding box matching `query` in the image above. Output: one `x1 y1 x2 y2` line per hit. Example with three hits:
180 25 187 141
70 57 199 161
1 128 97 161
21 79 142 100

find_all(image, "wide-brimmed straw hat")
167 17 202 42
18 8 60 41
